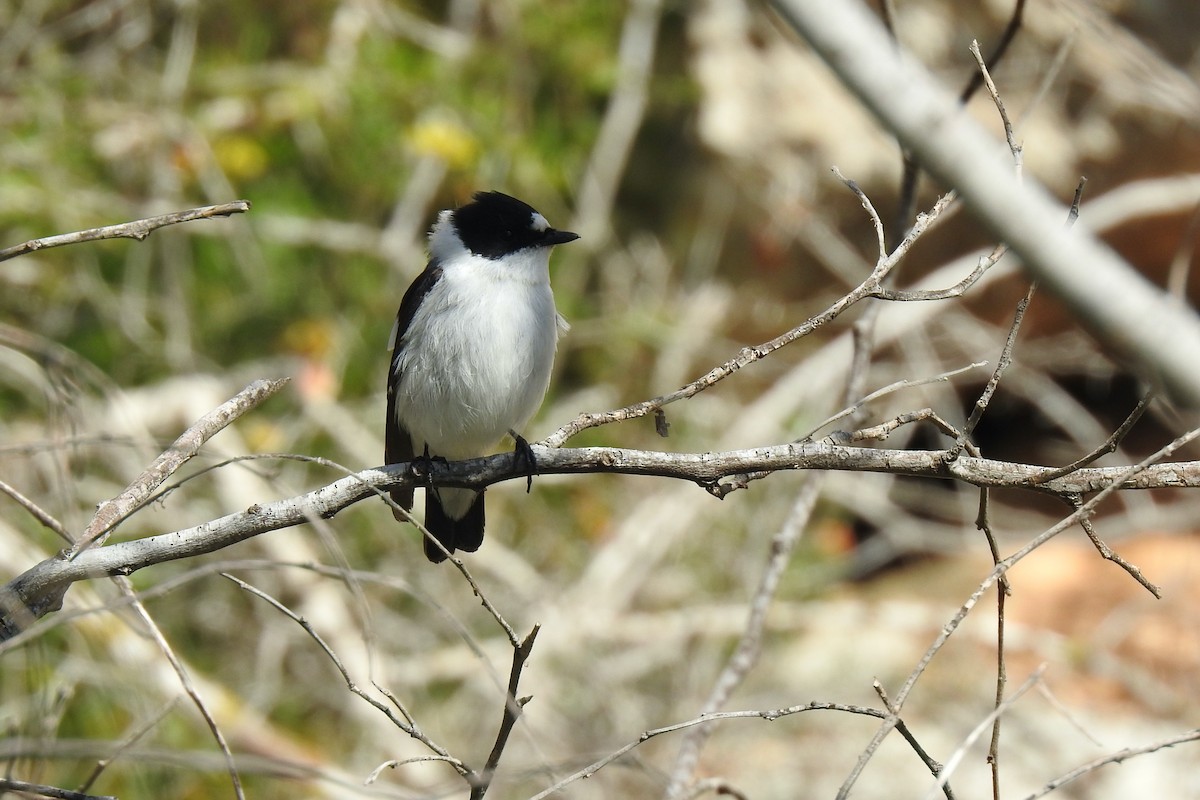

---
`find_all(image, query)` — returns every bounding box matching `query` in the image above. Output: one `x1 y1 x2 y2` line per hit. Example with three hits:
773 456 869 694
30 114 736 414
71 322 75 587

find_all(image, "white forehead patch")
530 212 549 232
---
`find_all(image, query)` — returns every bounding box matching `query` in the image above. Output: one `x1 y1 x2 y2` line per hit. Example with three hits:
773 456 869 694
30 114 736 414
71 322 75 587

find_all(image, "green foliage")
0 1 630 398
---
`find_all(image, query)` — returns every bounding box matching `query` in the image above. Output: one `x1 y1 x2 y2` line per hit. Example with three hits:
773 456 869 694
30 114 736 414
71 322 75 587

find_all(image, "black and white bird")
385 191 579 562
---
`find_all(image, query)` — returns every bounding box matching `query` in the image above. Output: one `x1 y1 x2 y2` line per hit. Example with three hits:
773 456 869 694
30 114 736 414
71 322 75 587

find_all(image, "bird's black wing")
384 261 443 516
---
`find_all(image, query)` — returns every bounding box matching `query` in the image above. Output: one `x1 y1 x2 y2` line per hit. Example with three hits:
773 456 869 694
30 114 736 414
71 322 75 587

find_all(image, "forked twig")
469 626 540 799
542 191 959 448
222 574 465 773
70 378 289 557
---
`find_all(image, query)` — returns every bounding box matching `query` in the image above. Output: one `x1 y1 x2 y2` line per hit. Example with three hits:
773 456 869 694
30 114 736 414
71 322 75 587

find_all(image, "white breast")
391 249 560 459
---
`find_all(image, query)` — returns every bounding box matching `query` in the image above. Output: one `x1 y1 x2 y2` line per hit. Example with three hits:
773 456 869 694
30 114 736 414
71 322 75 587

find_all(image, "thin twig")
222 574 466 773
0 201 252 263
923 666 1045 800
976 488 1008 800
0 478 73 544
808 361 986 441
847 407 975 455
362 683 414 736
76 698 180 793
1070 500 1162 597
1020 728 1200 800
530 702 900 800
872 242 1006 302
954 282 1036 453
364 755 465 785
1029 391 1154 485
469 625 540 799
958 0 1027 105
969 39 1022 175
837 424 1200 799
833 166 887 259
118 579 244 800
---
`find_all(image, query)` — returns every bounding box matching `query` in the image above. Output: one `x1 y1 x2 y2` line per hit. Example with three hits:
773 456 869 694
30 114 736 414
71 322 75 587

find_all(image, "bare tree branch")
837 424 1200 799
889 0 1026 248
0 201 252 263
0 779 115 800
544 190 959 448
6 437 1200 642
770 0 1200 406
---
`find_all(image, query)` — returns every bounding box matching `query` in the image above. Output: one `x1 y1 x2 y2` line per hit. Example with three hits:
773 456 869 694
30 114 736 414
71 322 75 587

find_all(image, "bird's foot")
411 444 448 490
510 431 537 493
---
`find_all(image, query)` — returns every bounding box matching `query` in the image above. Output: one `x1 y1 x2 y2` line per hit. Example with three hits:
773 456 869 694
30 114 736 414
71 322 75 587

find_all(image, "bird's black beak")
542 228 580 246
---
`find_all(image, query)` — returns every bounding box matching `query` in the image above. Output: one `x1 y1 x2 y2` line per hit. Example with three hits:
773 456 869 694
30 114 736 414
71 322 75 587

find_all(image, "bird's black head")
451 191 579 260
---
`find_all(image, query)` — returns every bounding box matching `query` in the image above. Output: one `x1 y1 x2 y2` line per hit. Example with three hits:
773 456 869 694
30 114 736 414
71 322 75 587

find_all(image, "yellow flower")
407 117 479 169
213 134 270 182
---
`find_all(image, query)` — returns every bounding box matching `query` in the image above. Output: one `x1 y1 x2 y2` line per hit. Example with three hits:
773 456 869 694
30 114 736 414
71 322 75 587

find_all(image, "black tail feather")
388 486 414 522
423 490 486 563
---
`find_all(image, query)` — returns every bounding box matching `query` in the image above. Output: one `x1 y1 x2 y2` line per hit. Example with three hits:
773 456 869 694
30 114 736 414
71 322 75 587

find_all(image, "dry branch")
0 201 252 263
4 438 1200 641
0 779 115 800
1020 727 1200 800
770 0 1200 405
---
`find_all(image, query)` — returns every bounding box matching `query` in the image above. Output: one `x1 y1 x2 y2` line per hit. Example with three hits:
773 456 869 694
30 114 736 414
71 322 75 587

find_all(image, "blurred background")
2 0 1199 798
